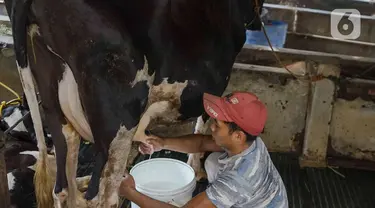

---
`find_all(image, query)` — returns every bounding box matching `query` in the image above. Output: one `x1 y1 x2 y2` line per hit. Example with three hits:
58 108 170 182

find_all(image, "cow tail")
10 0 55 208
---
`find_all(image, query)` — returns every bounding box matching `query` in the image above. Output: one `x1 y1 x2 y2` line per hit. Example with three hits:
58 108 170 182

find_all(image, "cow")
6 150 47 208
1 101 96 207
6 149 89 208
1 102 53 207
4 0 265 207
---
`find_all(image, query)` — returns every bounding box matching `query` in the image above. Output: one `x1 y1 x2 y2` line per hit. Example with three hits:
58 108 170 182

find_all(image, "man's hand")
139 134 165 155
119 173 136 198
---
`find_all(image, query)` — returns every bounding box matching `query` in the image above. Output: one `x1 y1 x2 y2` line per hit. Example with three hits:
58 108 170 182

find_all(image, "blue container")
245 20 288 48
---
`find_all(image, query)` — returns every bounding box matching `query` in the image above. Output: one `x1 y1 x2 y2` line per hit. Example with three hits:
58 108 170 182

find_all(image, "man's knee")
204 152 222 183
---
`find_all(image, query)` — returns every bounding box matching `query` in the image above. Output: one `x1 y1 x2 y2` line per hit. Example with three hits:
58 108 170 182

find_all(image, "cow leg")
23 32 73 207
84 151 108 201
187 115 210 181
99 127 135 207
42 113 69 208
16 64 56 208
63 123 81 208
85 126 136 208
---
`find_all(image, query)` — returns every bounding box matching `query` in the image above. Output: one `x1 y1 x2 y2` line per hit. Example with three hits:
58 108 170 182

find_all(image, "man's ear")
233 130 246 143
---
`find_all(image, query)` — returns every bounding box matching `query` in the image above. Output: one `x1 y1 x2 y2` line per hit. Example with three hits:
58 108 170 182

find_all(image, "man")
119 91 288 208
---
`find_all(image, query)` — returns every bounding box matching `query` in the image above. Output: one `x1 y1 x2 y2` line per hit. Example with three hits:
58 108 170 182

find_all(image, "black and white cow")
2 100 95 207
4 0 264 207
1 101 53 208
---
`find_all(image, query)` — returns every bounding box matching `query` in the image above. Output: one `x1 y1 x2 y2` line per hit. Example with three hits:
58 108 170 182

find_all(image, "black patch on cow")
9 0 33 68
9 168 36 208
84 152 107 200
238 0 265 31
5 151 37 173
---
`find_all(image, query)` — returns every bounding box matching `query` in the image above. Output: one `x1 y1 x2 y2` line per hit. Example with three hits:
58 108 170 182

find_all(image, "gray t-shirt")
206 137 288 208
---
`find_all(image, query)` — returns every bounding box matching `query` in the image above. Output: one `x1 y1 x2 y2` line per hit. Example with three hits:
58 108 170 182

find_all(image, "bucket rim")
130 158 196 196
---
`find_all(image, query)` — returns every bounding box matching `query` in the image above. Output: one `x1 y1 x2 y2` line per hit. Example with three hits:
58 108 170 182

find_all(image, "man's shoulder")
235 137 271 177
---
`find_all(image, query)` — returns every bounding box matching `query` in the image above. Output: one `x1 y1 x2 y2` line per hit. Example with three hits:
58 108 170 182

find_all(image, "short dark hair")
225 121 257 142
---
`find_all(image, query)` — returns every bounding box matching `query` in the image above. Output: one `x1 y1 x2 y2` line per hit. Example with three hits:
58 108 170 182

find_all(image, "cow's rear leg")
40 112 70 207
18 71 57 208
187 115 210 181
63 123 82 208
21 32 74 207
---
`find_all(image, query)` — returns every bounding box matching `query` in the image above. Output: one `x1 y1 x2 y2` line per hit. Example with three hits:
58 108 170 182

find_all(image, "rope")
0 81 22 117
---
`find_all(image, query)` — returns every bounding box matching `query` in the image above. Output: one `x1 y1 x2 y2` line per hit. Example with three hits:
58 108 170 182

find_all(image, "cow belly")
58 64 94 142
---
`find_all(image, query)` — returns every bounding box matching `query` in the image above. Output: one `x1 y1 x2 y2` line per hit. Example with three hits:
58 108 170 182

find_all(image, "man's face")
210 119 233 147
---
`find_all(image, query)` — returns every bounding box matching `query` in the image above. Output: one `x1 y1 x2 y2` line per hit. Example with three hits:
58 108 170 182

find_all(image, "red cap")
203 91 267 136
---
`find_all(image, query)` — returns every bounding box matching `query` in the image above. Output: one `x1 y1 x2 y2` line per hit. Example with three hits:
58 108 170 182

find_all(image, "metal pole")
0 130 10 208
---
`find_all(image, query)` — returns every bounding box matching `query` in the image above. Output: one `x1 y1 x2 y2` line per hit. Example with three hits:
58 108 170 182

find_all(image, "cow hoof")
53 189 68 207
76 175 91 192
86 196 99 208
76 192 88 208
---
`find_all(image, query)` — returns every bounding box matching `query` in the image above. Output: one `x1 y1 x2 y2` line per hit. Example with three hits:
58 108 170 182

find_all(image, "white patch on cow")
58 63 94 142
130 58 155 88
27 165 35 170
19 150 39 159
194 115 205 134
7 172 15 190
3 108 28 132
150 78 188 102
133 78 188 143
16 63 48 157
19 151 56 171
62 123 81 208
187 116 209 180
96 125 135 207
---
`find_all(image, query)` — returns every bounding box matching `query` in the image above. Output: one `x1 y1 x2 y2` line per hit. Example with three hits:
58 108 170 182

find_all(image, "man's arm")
162 134 223 153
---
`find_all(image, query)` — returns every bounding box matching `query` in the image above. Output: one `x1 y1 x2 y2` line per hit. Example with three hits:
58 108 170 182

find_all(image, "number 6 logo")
330 9 361 40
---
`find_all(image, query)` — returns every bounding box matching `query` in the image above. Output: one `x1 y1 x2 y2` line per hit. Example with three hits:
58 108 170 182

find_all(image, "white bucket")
129 158 196 208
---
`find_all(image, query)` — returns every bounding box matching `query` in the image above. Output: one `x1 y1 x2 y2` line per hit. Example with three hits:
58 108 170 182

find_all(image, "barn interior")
1 0 375 207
